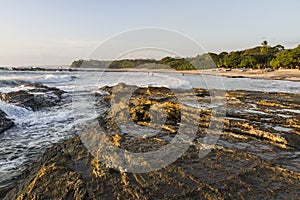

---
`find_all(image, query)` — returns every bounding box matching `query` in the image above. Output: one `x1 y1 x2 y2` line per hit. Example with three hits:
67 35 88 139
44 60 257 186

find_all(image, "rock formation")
3 83 300 199
0 83 65 111
0 110 14 133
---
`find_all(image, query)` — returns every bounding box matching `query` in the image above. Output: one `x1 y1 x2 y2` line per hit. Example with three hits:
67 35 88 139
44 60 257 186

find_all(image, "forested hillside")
71 41 300 70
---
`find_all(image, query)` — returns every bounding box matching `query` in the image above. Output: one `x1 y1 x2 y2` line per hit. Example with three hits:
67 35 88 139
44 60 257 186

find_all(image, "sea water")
0 69 299 189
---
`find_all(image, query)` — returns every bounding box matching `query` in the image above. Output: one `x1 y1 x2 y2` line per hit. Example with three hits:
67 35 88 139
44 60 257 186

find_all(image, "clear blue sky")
0 0 299 66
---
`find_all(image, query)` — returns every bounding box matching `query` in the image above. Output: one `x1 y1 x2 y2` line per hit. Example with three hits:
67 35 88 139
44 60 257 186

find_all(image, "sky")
0 0 300 66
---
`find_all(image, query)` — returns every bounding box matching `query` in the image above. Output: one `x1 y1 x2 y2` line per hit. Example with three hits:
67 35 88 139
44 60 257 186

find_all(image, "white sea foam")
273 126 293 132
0 74 74 86
0 85 36 93
97 72 191 89
0 70 300 190
282 109 300 114
0 74 75 93
34 74 74 84
0 101 33 125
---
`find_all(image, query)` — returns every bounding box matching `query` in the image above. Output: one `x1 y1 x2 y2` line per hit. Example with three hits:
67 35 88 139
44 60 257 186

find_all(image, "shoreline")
3 84 300 199
1 67 300 82
180 68 300 82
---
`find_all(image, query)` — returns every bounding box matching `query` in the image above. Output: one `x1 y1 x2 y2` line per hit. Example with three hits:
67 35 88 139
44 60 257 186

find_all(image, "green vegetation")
216 42 300 69
70 59 109 68
70 42 300 70
70 57 197 70
109 59 157 69
160 57 195 70
270 45 300 69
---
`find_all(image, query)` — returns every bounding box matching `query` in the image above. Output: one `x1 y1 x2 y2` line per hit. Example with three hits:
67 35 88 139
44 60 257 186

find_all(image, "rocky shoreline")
2 83 300 199
0 83 66 133
0 67 77 72
1 67 300 82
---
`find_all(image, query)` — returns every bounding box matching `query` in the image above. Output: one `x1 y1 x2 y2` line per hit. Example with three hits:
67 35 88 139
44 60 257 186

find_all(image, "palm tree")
261 40 268 46
260 41 269 71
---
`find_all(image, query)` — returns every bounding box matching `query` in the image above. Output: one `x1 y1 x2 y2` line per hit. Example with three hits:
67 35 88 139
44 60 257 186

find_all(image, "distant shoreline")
1 67 299 82
180 68 300 82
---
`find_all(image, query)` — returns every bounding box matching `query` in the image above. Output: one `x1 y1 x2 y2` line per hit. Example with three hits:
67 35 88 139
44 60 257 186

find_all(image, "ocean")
0 69 299 190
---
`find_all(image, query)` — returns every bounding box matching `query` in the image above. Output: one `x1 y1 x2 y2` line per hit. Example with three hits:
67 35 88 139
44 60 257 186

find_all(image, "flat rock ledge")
4 136 299 200
3 84 300 199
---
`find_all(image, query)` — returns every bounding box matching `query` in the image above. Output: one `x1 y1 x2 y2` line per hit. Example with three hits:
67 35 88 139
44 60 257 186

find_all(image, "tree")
261 40 268 46
70 59 84 68
270 50 293 69
270 45 300 69
159 57 195 70
207 53 220 66
260 40 271 68
240 55 257 67
190 54 218 69
70 43 299 70
217 52 228 67
223 52 241 68
274 44 285 52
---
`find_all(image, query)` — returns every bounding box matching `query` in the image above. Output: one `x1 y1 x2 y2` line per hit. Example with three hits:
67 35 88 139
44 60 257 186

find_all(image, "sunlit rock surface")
4 83 300 199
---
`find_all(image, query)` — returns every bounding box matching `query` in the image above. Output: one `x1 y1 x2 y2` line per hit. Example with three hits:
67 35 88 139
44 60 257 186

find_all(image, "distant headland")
71 41 300 70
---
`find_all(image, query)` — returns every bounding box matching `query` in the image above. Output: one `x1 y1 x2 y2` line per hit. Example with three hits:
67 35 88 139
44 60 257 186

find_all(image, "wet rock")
224 90 300 150
0 67 77 72
3 84 300 199
0 110 14 133
0 83 65 111
4 136 300 199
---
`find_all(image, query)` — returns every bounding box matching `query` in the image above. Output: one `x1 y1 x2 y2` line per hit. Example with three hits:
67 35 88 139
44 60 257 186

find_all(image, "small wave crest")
0 79 30 87
0 74 75 87
0 102 33 125
35 74 75 84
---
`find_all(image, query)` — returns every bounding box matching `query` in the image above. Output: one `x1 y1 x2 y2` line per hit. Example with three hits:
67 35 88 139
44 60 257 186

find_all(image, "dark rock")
0 84 65 111
0 67 78 72
4 136 300 199
3 84 300 199
0 110 14 133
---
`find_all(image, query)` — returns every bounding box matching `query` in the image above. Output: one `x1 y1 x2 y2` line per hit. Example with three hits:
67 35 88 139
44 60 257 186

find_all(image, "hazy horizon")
1 0 300 66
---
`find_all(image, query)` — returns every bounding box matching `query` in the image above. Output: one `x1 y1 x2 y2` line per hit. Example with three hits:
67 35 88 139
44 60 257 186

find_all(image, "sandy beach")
2 67 300 81
174 68 300 82
79 68 300 82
